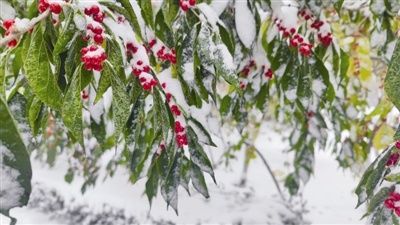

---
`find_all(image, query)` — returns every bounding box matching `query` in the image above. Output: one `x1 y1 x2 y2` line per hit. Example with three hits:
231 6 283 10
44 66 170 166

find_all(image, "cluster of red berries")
162 83 188 148
240 60 256 77
310 20 332 47
274 19 313 57
384 192 400 216
300 10 333 47
126 42 157 91
85 23 105 44
298 9 314 21
84 5 105 23
387 141 400 167
38 0 62 14
80 45 107 71
2 19 17 47
264 67 274 79
179 0 196 12
149 39 177 64
175 121 188 147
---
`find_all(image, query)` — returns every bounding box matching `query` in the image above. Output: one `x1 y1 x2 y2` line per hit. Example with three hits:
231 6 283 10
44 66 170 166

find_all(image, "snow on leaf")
235 0 256 48
187 127 215 181
190 162 210 199
161 152 181 214
0 97 32 219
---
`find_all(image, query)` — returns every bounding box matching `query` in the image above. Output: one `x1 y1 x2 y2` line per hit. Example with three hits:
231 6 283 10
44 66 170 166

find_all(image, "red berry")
90 5 100 15
2 19 14 30
38 4 48 13
189 0 196 6
386 152 400 167
143 66 151 73
181 3 189 11
170 105 181 116
132 68 142 76
137 60 143 66
50 4 62 14
7 39 17 48
166 93 172 102
94 34 104 44
84 8 92 15
93 12 104 23
92 26 103 35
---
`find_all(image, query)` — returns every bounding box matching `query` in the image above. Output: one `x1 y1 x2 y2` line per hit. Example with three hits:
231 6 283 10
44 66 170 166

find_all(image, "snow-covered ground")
1 123 365 224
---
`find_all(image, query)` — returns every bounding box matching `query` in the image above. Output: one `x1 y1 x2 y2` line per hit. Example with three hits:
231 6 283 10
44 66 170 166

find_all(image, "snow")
1 122 365 224
209 0 230 16
197 3 220 28
0 145 25 212
0 0 15 20
235 0 256 48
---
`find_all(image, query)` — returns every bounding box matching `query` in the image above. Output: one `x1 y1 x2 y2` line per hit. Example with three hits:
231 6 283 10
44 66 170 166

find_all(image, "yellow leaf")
372 124 395 151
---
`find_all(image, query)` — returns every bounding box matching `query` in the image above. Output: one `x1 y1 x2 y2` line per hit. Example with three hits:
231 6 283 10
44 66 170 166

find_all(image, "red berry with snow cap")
7 39 17 48
94 34 104 44
90 5 100 15
93 12 105 23
2 19 15 30
50 3 62 14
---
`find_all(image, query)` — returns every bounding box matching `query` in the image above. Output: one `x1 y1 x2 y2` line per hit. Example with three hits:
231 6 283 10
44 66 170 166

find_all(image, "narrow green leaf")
190 162 210 198
61 65 83 144
0 97 32 216
53 11 75 55
384 39 400 111
25 26 63 110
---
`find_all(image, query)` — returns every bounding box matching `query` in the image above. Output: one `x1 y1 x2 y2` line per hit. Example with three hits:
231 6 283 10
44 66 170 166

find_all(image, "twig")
253 146 286 202
0 10 50 47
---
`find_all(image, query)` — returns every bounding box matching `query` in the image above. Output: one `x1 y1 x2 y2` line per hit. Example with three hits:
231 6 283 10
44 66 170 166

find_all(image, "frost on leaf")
0 145 25 212
235 0 256 48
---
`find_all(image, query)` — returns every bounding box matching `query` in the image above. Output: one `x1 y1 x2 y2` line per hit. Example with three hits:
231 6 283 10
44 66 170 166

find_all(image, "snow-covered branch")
0 10 50 47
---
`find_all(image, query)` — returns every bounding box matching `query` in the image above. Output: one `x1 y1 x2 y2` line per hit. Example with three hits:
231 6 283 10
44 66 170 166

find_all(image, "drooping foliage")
0 0 399 223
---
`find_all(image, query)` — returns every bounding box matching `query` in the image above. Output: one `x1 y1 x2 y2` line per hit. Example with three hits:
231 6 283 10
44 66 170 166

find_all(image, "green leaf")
53 11 76 55
161 151 182 214
334 0 344 14
61 65 83 144
24 26 63 110
315 57 335 103
180 156 191 195
218 24 235 55
355 148 392 207
137 0 154 29
220 95 232 116
367 187 392 215
28 97 42 135
146 156 160 206
385 173 400 183
187 127 215 181
384 39 400 111
190 162 210 198
107 62 130 141
0 97 32 218
115 0 143 40
162 0 179 28
284 173 299 195
188 117 216 147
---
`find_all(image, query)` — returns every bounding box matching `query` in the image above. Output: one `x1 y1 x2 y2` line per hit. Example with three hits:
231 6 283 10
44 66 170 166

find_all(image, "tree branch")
0 10 50 47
